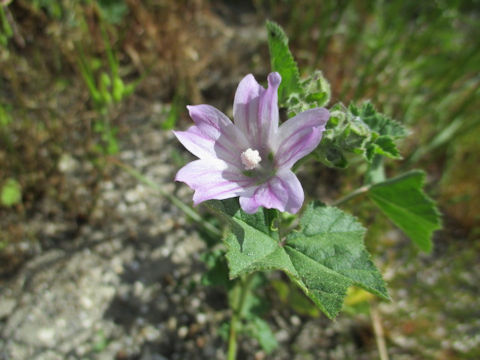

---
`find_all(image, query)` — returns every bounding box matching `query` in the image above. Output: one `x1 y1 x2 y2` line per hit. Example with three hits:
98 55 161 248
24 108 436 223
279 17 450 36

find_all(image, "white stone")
0 298 16 318
290 315 301 326
80 296 93 309
37 327 55 346
58 154 78 173
196 313 207 324
178 326 188 338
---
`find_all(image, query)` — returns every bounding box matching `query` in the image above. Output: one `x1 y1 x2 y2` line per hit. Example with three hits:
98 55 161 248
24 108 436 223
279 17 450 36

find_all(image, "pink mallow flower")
174 72 329 214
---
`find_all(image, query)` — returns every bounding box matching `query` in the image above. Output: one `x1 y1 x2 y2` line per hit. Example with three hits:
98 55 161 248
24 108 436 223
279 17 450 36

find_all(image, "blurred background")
0 0 479 359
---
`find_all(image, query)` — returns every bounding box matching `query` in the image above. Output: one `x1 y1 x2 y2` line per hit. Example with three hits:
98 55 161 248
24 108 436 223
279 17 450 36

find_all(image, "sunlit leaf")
369 170 442 252
1 178 22 207
209 200 388 319
285 203 389 318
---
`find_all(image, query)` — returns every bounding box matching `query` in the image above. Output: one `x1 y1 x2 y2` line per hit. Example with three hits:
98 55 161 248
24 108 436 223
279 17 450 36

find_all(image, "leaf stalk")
332 185 370 207
228 273 255 360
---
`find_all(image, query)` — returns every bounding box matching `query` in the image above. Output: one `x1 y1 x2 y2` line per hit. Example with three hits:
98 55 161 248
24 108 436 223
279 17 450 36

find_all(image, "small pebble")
178 326 188 338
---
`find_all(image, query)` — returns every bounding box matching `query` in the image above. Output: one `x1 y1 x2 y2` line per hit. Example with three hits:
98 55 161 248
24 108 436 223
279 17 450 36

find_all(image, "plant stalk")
371 305 389 360
228 274 254 360
332 185 370 207
227 312 238 360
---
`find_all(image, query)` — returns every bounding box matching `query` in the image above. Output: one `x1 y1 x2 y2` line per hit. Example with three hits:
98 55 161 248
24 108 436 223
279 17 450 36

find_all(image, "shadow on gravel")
101 227 227 359
104 254 177 330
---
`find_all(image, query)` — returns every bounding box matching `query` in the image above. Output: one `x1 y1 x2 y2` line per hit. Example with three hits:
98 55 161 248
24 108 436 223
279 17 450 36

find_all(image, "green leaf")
207 199 286 278
368 170 442 252
224 222 292 279
244 317 278 354
112 77 125 102
271 280 320 317
315 102 407 168
286 70 331 117
350 102 407 139
266 21 301 104
0 104 12 127
349 102 406 164
98 0 129 24
207 198 278 239
92 330 109 352
239 289 266 319
366 135 402 161
342 287 374 315
338 114 370 152
285 203 389 318
314 136 348 169
201 250 231 288
212 200 388 319
162 96 183 130
1 178 22 207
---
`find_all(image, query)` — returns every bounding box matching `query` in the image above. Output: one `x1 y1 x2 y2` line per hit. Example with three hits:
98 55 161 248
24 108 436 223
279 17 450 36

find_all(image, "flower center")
240 148 262 170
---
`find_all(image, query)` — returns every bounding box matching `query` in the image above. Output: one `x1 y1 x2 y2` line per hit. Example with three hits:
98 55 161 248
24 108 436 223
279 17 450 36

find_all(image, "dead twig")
371 304 389 360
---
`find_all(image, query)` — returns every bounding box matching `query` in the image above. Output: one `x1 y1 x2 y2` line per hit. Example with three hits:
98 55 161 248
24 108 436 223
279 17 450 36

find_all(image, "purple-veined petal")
173 126 216 160
175 159 254 205
186 105 250 166
239 195 260 214
275 108 329 169
239 170 304 214
174 125 244 165
257 72 281 148
233 74 264 139
187 104 232 134
233 72 281 150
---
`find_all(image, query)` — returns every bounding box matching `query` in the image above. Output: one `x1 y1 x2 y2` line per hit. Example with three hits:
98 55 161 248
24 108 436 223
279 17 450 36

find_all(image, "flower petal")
275 108 329 169
233 72 281 150
187 104 232 134
173 126 216 160
186 105 250 166
175 159 253 205
233 74 265 139
239 195 260 214
257 72 281 148
239 170 304 214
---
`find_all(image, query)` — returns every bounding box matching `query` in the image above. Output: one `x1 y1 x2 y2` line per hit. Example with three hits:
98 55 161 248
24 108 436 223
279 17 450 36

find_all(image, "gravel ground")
1 108 479 360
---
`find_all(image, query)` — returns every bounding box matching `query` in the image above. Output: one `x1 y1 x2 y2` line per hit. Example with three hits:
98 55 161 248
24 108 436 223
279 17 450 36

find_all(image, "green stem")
365 155 385 185
275 209 284 244
332 185 370 207
109 157 221 238
99 18 119 79
227 310 239 360
228 274 254 360
0 6 13 38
